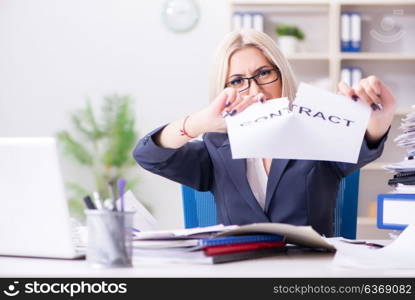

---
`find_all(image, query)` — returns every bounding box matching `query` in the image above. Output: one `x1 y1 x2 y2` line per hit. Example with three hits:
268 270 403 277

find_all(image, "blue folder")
198 234 284 247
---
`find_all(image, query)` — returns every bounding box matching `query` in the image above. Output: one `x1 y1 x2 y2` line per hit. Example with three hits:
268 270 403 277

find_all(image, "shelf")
232 0 330 6
339 0 415 6
233 0 415 5
340 53 415 61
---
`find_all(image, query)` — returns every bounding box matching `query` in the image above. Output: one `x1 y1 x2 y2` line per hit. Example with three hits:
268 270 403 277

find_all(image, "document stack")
132 225 285 264
378 105 415 231
132 223 335 264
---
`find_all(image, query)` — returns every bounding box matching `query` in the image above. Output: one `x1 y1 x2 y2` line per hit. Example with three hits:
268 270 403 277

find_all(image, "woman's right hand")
154 89 263 148
191 88 264 134
188 88 237 134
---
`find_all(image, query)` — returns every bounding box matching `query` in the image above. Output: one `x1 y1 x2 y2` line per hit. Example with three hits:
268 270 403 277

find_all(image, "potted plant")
275 24 305 54
57 94 140 220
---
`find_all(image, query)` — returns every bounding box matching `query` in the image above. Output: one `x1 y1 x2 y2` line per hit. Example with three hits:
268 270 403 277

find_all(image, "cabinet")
230 0 415 221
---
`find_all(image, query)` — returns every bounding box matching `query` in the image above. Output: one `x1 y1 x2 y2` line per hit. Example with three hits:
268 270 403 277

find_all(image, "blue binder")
341 13 351 52
198 235 284 247
341 12 361 52
350 13 361 52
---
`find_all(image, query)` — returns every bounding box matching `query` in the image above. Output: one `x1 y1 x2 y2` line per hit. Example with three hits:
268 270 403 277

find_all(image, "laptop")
0 137 84 259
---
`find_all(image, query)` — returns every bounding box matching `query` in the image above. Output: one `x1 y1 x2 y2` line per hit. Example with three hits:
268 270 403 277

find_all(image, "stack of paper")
376 107 415 231
330 224 415 270
384 105 415 190
132 223 335 264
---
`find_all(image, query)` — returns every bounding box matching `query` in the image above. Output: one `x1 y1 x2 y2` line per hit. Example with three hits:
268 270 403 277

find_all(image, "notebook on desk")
0 137 84 259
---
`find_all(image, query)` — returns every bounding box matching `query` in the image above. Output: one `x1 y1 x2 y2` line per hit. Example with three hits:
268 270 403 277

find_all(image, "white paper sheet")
133 224 238 240
116 190 159 231
329 224 415 269
225 82 371 163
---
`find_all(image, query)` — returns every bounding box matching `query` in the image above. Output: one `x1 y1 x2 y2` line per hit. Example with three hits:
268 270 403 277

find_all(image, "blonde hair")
209 29 298 102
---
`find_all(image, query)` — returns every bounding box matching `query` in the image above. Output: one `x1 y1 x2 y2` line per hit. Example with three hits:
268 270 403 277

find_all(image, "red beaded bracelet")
180 115 196 139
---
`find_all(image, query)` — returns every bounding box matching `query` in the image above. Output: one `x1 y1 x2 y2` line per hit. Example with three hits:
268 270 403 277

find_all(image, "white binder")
351 67 363 86
232 13 243 31
340 68 352 87
242 13 253 29
350 13 361 52
341 13 351 51
252 13 264 32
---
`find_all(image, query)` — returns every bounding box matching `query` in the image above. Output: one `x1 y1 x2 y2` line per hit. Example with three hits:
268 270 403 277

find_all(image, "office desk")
1 247 414 278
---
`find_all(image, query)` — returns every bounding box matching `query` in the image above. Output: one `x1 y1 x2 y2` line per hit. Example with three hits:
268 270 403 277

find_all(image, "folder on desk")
133 246 285 264
133 233 287 264
197 234 284 248
203 241 286 256
133 222 335 264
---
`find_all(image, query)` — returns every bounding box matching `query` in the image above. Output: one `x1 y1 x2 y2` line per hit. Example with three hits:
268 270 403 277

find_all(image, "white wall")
0 0 231 229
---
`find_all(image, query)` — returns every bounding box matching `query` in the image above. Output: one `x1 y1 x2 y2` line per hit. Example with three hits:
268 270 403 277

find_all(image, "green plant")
275 24 305 41
57 94 139 220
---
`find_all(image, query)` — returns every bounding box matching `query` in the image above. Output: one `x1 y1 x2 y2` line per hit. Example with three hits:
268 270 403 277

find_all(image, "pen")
83 195 96 210
117 178 126 212
108 179 118 212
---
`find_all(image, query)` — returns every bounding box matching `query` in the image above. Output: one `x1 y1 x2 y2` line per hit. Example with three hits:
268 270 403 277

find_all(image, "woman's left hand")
338 75 396 144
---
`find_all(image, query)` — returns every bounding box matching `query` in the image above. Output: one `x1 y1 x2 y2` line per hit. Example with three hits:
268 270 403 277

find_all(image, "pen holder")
85 209 135 268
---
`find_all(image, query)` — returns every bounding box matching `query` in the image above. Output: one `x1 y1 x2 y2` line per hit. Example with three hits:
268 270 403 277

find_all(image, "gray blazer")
133 125 387 236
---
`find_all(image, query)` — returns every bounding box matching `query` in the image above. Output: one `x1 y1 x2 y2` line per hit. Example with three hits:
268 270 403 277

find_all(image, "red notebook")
204 241 286 256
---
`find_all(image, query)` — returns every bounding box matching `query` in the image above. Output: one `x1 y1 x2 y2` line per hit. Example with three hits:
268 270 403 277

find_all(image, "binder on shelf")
340 68 352 87
351 67 362 86
232 12 243 31
377 193 415 230
242 13 253 29
340 67 363 87
252 13 264 32
341 13 351 52
350 13 362 52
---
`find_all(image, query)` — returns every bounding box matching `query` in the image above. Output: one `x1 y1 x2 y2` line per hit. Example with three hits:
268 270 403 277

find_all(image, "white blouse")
246 158 268 210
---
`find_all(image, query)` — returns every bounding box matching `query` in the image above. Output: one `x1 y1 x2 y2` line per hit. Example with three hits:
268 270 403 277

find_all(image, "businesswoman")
133 29 396 236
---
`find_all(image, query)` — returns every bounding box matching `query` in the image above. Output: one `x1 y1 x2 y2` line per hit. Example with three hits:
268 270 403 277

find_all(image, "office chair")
181 170 360 239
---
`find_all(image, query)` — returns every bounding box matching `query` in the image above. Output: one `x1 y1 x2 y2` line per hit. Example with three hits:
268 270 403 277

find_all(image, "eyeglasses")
225 67 280 93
